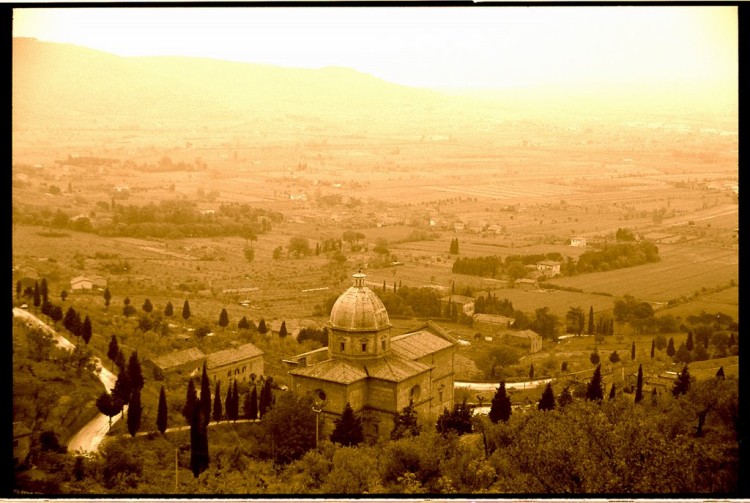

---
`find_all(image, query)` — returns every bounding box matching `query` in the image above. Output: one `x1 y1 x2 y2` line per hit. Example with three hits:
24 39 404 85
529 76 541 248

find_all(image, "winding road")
13 307 124 453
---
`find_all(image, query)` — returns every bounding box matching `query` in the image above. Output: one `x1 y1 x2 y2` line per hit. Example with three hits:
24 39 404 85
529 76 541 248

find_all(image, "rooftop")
207 343 264 369
150 347 206 370
391 329 454 360
329 272 390 332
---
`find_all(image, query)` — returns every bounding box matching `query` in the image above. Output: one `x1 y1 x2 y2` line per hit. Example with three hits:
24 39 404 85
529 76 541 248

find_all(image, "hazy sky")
13 6 737 90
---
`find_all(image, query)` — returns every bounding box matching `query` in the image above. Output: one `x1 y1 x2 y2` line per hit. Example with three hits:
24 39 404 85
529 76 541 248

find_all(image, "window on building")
227 371 232 377
340 341 345 352
439 391 444 402
235 369 240 375
381 340 386 350
361 342 367 352
242 366 246 373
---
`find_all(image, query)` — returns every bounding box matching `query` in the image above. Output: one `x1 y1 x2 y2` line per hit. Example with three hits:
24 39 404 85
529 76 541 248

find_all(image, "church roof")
329 272 391 332
362 356 430 382
391 329 454 360
206 343 264 369
288 358 369 384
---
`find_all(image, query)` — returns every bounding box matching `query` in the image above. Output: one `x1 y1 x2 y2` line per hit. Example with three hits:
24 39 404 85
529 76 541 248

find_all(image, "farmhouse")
503 329 543 353
207 342 264 387
285 272 455 442
473 313 515 335
70 275 108 291
536 260 561 277
146 347 207 380
570 237 587 247
440 295 475 317
515 278 538 290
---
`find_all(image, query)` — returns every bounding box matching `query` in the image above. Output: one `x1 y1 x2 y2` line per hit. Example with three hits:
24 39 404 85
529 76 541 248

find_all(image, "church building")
284 272 456 442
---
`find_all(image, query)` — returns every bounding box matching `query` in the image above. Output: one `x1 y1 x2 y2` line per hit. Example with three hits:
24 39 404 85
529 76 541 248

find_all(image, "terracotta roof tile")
150 347 206 370
206 343 264 369
391 329 454 360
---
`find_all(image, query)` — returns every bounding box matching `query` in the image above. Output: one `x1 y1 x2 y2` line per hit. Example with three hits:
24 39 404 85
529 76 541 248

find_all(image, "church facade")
285 272 455 442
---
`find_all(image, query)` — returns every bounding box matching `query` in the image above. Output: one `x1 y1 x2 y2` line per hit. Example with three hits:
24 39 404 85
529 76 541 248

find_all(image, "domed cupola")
328 271 392 359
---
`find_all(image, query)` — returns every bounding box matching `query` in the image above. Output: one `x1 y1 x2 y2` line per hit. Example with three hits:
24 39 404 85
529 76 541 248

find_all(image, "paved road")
13 307 122 453
455 377 553 392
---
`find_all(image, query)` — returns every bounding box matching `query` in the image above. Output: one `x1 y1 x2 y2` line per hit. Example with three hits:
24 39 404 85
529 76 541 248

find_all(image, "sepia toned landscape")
11 6 740 496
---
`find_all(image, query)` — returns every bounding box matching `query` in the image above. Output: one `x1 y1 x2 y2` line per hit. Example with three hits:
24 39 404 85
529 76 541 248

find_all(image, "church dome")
330 272 391 332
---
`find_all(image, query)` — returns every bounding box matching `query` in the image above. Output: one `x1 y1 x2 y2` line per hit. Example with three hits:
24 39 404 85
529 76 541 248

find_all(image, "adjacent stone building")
207 343 265 386
285 272 456 442
146 347 206 380
473 313 515 335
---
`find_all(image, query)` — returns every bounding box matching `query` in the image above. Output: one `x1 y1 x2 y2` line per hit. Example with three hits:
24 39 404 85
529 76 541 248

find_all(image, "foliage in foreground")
17 375 739 495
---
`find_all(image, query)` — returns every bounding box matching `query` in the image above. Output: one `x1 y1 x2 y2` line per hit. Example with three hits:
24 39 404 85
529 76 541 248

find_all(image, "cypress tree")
650 339 655 359
246 386 258 420
538 382 556 411
218 308 229 329
164 301 173 317
634 364 644 403
586 364 604 402
225 383 233 421
112 368 131 408
103 287 111 308
127 351 144 392
279 320 288 338
33 281 41 309
127 388 142 437
258 318 268 334
391 400 420 440
107 335 119 366
651 387 659 406
666 338 676 357
157 386 168 434
609 383 616 400
631 341 636 360
558 386 573 408
231 381 240 420
190 402 209 478
716 366 725 379
182 300 191 321
671 364 691 397
81 315 93 345
142 298 153 313
259 378 273 418
330 402 364 446
529 363 535 381
238 316 249 330
182 379 197 423
200 364 211 428
590 350 600 366
686 330 694 351
213 381 223 422
114 350 126 373
489 382 512 423
40 278 48 305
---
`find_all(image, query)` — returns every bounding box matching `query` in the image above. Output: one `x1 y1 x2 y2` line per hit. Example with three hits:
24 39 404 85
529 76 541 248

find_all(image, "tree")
529 363 535 381
127 389 142 437
15 280 21 300
686 330 694 351
279 320 288 338
590 350 600 366
112 368 131 408
666 337 676 357
437 398 473 435
258 318 268 335
33 281 41 309
238 316 249 330
243 246 255 263
40 278 48 305
558 386 573 408
716 366 725 379
259 377 274 418
127 351 144 392
60 289 68 302
586 364 604 402
63 306 80 336
218 308 229 329
650 339 655 359
107 335 120 366
113 350 126 373
164 301 173 317
157 386 168 434
182 379 198 423
587 306 594 335
538 383 556 411
182 300 191 321
672 364 691 397
190 400 209 477
272 246 283 260
49 305 63 325
609 350 620 364
245 386 258 420
213 381 223 422
96 392 124 427
631 341 636 360
103 287 111 309
230 381 240 421
262 391 316 464
635 364 644 404
123 297 135 317
81 315 92 344
391 400 420 440
200 364 211 427
609 384 616 400
673 343 692 364
330 403 364 447
288 236 312 258
489 382 512 423
142 298 153 313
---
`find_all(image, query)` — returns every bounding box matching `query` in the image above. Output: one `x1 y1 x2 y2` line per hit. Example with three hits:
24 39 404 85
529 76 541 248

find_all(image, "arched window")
227 370 232 377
